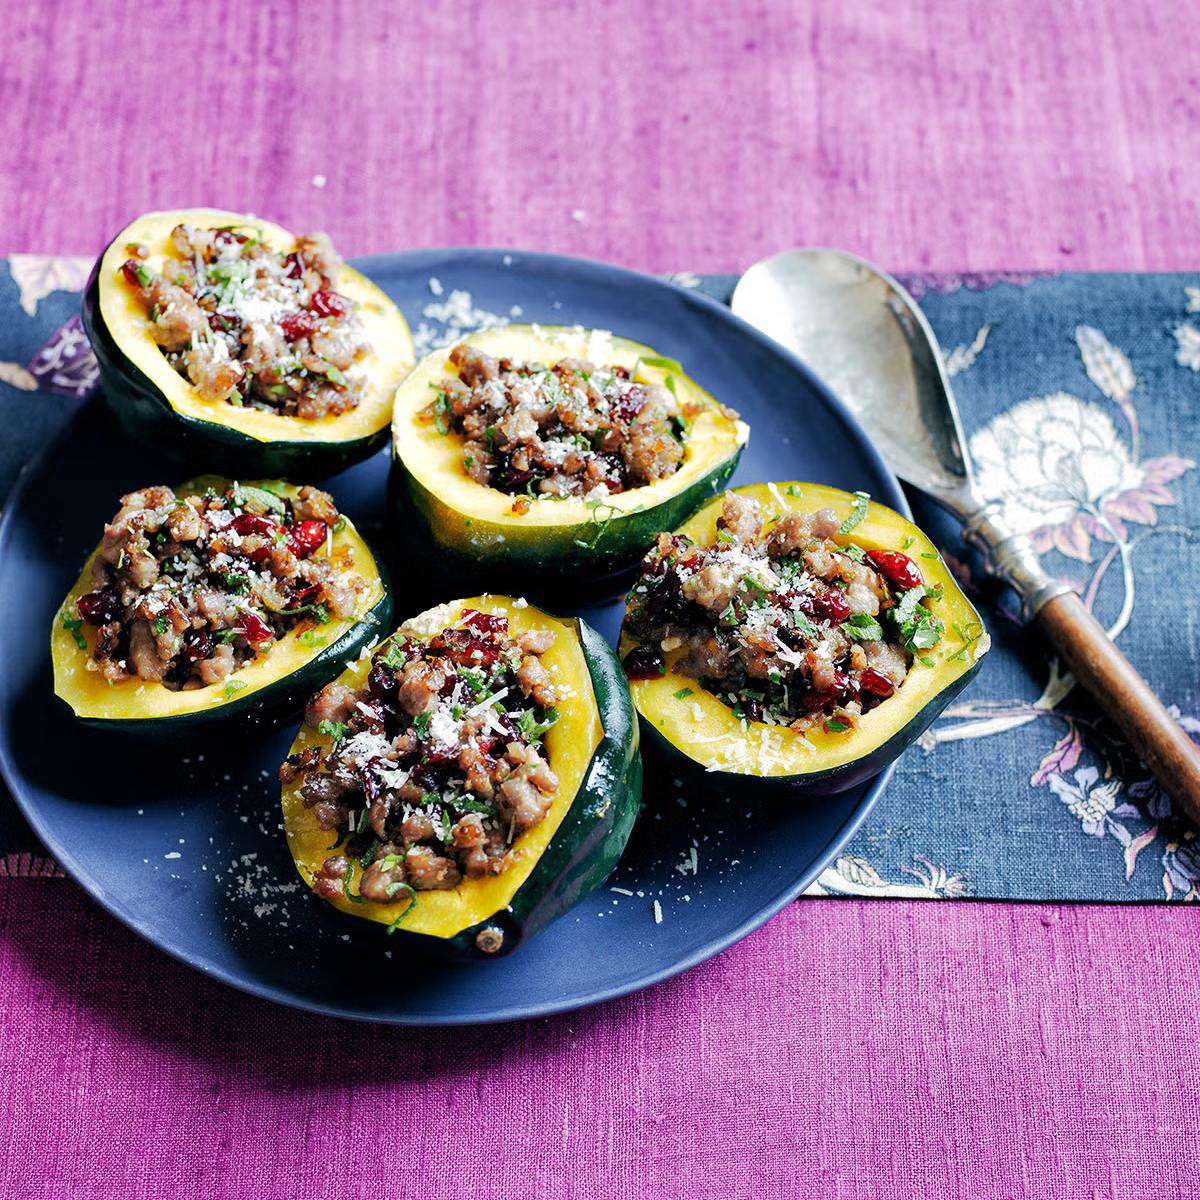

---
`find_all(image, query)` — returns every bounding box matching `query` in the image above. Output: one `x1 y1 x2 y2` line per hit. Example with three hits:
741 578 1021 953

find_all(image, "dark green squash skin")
71 573 393 739
81 264 389 480
636 656 983 797
366 618 642 960
387 448 744 594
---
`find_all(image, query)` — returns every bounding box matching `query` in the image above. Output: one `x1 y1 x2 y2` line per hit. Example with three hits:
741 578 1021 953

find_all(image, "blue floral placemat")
2 259 1198 900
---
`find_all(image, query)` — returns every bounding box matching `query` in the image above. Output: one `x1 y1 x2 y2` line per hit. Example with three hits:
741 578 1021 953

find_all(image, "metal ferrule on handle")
961 500 1072 618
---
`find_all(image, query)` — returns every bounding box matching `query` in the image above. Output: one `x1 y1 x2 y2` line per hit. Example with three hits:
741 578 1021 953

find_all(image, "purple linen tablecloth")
2 2 1198 1197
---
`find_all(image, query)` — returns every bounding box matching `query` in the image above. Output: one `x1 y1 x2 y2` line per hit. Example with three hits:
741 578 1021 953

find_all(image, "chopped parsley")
318 720 349 743
222 679 247 699
297 630 327 648
673 687 694 701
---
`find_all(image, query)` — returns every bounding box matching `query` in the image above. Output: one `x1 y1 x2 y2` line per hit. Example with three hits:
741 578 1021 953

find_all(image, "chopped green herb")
715 529 735 544
839 491 871 535
673 687 694 701
902 535 915 550
824 718 851 733
784 484 803 497
298 629 327 648
359 838 380 869
413 711 431 739
841 613 883 642
573 497 621 550
636 354 683 374
381 640 408 670
386 886 418 931
920 551 940 561
152 616 170 636
318 720 349 743
231 483 286 515
515 706 560 741
222 679 247 699
342 863 368 905
221 571 250 594
61 613 87 651
790 608 818 639
456 796 499 817
430 388 453 434
888 584 945 653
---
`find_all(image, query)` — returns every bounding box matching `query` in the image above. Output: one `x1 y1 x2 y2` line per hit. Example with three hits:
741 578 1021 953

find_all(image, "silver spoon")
732 247 1200 821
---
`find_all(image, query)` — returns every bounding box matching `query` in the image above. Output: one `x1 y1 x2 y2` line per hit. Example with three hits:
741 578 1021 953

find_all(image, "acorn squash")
281 595 642 958
390 326 748 586
81 208 415 479
619 482 989 794
51 476 392 733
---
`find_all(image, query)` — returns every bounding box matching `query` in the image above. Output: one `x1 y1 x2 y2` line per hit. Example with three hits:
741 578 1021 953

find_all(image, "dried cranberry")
77 588 121 625
368 660 399 707
743 697 766 723
475 734 502 760
431 627 499 669
799 670 851 712
236 613 274 646
461 610 508 638
232 512 276 537
283 252 303 280
213 229 248 248
287 519 328 557
425 743 460 767
811 586 851 623
181 629 214 661
209 311 242 335
611 389 646 426
859 667 895 698
280 310 320 342
308 289 352 319
120 259 146 290
865 549 923 591
639 571 690 630
623 645 664 681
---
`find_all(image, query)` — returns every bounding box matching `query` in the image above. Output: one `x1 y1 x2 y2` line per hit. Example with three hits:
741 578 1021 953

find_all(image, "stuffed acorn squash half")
52 476 391 734
390 326 748 587
82 208 415 478
280 595 641 959
619 482 989 794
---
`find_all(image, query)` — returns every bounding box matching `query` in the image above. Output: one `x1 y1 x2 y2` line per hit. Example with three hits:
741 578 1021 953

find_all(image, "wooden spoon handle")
1037 591 1200 823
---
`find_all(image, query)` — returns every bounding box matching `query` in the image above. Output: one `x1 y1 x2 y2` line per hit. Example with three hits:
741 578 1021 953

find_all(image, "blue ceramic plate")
0 250 906 1024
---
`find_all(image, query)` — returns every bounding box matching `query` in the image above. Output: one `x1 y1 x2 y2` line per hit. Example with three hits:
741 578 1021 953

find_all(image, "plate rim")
0 245 908 1025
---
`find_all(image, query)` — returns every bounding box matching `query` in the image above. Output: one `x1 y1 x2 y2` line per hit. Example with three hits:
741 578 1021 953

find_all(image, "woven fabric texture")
1 1 1198 1196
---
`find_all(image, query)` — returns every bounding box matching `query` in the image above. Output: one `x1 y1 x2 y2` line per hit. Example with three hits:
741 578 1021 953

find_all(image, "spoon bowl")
732 248 974 513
